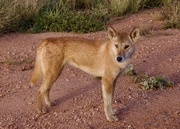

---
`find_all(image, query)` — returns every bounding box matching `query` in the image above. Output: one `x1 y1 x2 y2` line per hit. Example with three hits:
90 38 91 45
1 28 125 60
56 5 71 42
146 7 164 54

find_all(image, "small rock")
0 94 3 97
169 58 172 62
53 112 58 116
28 102 33 105
176 111 180 116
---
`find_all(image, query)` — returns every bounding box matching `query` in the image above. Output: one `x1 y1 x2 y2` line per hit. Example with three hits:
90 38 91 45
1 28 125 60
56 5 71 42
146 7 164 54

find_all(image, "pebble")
176 111 180 116
28 102 33 105
128 124 132 129
53 112 58 116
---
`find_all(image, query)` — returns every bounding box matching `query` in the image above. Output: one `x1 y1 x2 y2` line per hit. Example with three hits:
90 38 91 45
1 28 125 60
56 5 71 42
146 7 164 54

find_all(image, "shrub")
31 6 108 33
125 64 175 90
0 0 47 33
144 0 173 8
163 0 180 29
0 0 179 33
128 0 146 12
108 0 147 16
109 0 130 15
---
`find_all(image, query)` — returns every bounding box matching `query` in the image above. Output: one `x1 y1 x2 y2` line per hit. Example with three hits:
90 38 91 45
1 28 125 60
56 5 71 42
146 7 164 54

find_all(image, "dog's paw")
112 109 118 115
37 109 47 114
107 115 119 122
45 101 56 106
49 101 56 106
50 101 56 106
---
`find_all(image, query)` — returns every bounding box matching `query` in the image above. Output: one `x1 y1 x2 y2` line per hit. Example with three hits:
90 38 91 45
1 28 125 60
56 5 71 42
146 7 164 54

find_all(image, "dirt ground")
0 9 180 129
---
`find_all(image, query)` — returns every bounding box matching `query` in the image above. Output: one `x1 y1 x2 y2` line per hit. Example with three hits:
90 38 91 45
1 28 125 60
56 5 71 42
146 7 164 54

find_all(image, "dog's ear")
130 28 140 43
107 26 117 39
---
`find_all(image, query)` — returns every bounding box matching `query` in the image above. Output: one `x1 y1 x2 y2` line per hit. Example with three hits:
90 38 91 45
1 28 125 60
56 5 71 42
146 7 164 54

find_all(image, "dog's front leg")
101 78 118 122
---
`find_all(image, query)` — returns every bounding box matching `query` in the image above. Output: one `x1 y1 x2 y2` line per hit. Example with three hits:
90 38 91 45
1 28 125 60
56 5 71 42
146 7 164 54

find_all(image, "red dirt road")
0 9 180 128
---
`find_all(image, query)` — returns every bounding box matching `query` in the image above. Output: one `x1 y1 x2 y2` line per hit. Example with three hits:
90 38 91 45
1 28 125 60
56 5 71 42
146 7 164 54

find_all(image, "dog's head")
107 26 140 63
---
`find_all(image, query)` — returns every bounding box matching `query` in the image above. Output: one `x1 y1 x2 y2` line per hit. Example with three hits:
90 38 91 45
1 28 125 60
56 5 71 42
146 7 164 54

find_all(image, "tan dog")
30 26 140 122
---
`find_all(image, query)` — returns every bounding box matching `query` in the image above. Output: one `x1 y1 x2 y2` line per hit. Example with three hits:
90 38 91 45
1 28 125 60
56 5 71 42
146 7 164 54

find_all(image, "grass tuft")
163 0 180 29
125 64 175 90
2 57 34 66
0 0 48 33
3 57 20 66
152 0 180 29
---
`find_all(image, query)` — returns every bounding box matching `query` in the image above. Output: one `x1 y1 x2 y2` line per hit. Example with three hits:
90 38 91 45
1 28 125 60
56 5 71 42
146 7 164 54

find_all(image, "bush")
163 0 180 29
31 6 108 33
0 0 179 33
144 0 173 8
0 0 46 33
108 0 147 16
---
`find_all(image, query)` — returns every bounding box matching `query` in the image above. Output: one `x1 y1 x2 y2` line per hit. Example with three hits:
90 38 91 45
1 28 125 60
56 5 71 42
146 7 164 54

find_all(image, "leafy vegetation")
163 0 180 29
144 0 173 8
0 0 44 33
30 7 108 33
125 64 174 90
0 0 179 33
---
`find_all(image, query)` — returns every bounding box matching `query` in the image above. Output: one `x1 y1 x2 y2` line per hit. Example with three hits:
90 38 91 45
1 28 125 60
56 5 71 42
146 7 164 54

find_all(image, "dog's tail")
30 49 41 86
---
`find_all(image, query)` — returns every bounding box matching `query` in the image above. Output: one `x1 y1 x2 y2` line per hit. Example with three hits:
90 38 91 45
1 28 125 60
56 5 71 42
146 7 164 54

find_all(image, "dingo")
30 26 140 122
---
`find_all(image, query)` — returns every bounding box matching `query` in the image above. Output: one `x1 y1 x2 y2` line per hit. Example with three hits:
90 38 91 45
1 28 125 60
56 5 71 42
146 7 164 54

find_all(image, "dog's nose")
116 56 123 62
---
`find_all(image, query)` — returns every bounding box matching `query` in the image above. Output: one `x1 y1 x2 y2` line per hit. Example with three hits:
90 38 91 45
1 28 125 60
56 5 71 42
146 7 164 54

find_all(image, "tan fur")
30 27 140 122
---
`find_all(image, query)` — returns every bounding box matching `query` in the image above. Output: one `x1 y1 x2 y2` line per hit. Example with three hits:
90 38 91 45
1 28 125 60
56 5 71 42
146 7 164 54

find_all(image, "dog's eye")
115 44 118 48
124 45 129 49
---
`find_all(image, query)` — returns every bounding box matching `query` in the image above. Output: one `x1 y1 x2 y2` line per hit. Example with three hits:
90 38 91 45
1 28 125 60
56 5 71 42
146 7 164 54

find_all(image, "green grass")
30 6 108 33
1 57 34 66
163 0 180 29
0 0 179 33
144 0 173 8
0 0 45 33
2 57 20 66
152 0 180 29
125 64 174 90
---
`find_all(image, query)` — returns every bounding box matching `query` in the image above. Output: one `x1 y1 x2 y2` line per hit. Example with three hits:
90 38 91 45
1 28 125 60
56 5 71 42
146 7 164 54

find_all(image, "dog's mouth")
116 56 125 63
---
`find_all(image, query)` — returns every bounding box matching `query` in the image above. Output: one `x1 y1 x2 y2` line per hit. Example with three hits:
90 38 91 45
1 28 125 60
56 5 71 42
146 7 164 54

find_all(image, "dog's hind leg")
37 74 57 113
37 58 64 114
